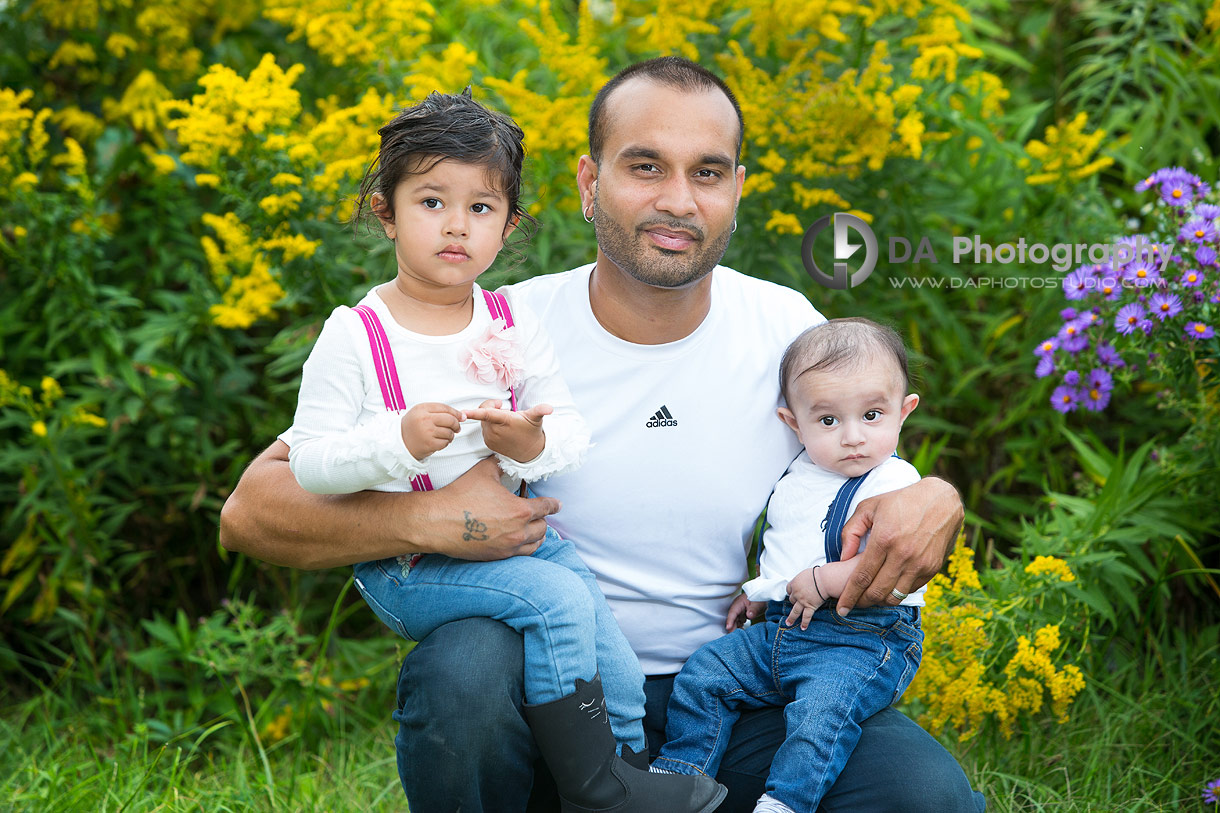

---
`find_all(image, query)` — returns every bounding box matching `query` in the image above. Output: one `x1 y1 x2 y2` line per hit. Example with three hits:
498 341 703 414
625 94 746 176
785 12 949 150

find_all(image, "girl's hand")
725 593 767 632
401 403 465 460
465 400 552 463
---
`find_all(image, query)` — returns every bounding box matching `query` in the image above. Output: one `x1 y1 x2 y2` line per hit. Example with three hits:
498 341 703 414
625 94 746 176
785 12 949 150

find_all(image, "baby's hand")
725 593 767 632
785 559 860 629
401 403 465 460
465 400 552 463
785 568 824 630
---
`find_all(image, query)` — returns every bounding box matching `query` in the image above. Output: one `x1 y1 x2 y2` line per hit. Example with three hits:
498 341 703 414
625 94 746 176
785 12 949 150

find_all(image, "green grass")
1 698 405 812
5 634 1216 813
958 633 1220 812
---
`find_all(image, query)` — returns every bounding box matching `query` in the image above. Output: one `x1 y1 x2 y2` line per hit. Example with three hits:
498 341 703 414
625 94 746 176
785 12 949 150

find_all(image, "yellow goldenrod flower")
13 172 39 190
40 376 62 403
210 252 286 329
259 192 303 217
1025 555 1076 582
26 109 52 166
262 0 434 68
195 174 221 188
72 408 108 428
764 211 804 235
32 421 47 438
13 226 28 239
1024 113 1113 187
51 106 105 143
48 41 97 69
270 172 303 187
262 233 321 262
161 54 306 168
52 138 88 178
146 151 178 175
404 42 478 102
103 71 173 138
105 33 139 60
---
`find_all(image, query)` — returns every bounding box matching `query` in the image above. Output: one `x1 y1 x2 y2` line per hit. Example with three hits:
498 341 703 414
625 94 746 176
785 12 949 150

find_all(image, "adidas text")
645 405 678 428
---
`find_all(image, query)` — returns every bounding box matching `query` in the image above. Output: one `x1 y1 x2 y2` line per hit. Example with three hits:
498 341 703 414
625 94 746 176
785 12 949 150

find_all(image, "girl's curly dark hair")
353 87 537 266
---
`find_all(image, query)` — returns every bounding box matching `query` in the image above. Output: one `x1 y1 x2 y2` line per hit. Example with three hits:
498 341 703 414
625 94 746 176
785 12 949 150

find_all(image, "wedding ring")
890 587 909 601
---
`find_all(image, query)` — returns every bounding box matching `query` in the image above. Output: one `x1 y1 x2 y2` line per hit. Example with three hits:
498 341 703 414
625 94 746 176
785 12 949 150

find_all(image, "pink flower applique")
461 318 524 392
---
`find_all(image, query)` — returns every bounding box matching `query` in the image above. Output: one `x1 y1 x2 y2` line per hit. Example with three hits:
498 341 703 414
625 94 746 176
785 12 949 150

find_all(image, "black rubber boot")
522 675 727 813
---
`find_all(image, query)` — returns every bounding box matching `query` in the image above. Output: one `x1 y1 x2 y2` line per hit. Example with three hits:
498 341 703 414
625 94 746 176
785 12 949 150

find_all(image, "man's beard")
592 193 733 289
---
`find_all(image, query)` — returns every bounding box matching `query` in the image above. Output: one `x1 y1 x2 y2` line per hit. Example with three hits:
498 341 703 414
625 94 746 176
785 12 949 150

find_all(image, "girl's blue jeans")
654 600 923 813
353 526 646 752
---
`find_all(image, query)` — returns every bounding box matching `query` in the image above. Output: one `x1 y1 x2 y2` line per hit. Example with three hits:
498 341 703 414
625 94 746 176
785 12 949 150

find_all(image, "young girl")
287 89 724 813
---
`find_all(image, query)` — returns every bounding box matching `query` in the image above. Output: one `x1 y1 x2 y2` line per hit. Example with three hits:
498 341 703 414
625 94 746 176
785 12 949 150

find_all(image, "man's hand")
465 400 552 464
725 593 766 631
835 476 963 616
219 443 561 569
432 457 560 560
402 402 465 460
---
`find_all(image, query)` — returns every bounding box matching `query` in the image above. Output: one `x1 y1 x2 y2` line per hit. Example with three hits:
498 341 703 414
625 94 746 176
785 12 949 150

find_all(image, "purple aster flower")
1195 291 1207 304
1160 180 1194 207
1128 262 1160 287
1035 355 1055 379
1096 343 1125 368
1180 219 1217 244
1204 778 1220 805
1057 319 1090 354
1115 303 1145 335
1034 337 1058 358
1078 310 1103 328
1063 370 1081 386
1185 321 1216 340
1088 367 1114 392
1097 277 1123 300
1149 292 1183 320
1059 307 1078 321
1140 318 1155 335
1180 268 1205 287
1051 385 1080 413
1082 385 1112 411
1194 203 1220 220
1063 269 1090 300
1212 293 1220 304
1197 245 1217 267
1134 172 1159 192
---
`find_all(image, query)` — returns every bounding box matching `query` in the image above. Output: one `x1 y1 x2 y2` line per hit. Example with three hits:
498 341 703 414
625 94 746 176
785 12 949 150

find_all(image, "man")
221 57 984 812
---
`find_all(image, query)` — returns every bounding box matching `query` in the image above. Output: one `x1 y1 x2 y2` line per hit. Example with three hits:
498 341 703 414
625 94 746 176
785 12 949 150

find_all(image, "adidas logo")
645 405 678 428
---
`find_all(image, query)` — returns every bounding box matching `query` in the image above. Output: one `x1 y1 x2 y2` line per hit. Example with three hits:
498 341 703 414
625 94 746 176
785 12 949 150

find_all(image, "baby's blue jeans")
353 526 646 752
654 600 923 812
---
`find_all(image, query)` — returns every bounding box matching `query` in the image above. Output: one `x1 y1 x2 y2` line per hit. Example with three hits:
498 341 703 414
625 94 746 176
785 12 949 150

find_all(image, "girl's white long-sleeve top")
288 283 590 495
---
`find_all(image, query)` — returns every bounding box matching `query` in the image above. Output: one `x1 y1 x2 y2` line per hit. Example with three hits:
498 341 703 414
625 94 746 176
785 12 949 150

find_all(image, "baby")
652 317 926 813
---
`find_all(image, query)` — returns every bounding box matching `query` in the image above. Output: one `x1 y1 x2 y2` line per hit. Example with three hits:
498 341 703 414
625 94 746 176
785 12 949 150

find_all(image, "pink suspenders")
351 288 517 493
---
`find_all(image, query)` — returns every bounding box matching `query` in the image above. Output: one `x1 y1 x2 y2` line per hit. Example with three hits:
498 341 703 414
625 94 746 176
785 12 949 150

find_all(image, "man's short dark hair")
588 57 745 164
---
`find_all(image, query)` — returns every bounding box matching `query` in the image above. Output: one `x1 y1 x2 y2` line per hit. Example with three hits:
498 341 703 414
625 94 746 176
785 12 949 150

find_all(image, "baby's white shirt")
742 453 926 606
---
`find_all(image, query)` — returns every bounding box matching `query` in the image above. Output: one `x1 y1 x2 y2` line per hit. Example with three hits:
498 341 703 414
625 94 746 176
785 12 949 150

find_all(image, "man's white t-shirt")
507 264 821 674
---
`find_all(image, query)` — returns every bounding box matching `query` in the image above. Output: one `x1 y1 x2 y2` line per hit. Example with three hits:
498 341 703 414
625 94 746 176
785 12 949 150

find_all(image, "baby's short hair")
779 318 910 405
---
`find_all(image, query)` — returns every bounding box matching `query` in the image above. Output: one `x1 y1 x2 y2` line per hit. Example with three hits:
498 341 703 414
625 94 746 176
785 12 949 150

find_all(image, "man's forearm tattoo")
463 511 489 542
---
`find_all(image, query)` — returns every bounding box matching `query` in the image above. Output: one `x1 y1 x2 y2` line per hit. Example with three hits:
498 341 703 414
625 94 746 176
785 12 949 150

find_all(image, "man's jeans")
393 616 987 813
654 601 923 812
355 526 646 751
